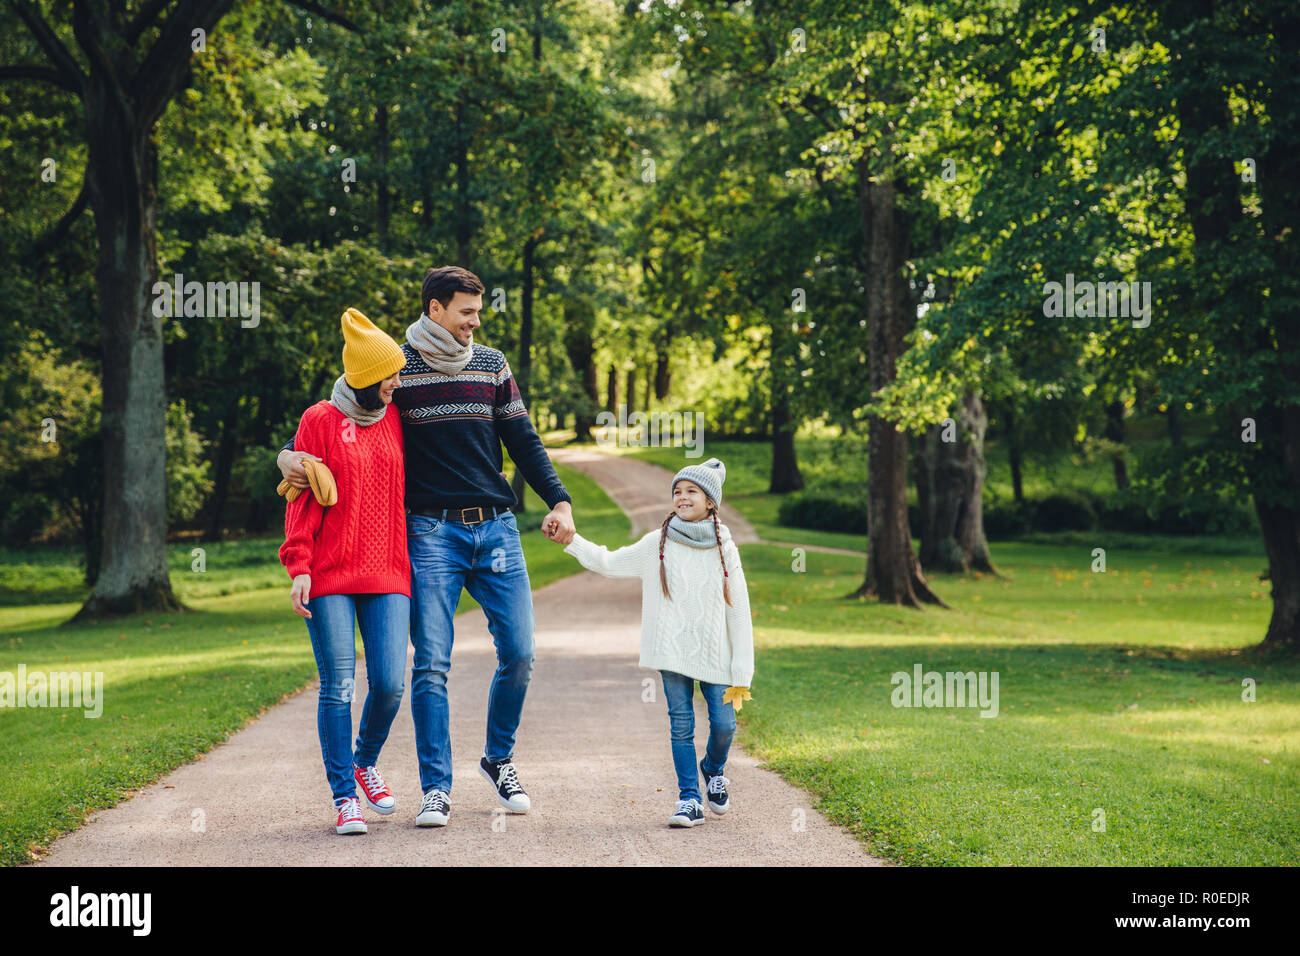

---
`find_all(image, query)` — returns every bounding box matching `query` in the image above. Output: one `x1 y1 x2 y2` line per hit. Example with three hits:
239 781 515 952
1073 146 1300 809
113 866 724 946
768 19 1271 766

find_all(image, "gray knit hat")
671 457 726 509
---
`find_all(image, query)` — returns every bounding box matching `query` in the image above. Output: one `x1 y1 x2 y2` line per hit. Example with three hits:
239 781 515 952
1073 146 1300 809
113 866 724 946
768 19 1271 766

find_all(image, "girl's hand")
291 574 313 618
723 686 752 711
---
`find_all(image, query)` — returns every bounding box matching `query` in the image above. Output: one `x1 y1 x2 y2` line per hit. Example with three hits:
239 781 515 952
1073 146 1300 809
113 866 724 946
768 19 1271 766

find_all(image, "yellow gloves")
276 458 338 507
723 686 752 711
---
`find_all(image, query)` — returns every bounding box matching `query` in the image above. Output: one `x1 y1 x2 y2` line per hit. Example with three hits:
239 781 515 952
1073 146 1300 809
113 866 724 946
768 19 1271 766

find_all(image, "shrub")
777 492 868 535
1033 492 1097 532
983 500 1033 539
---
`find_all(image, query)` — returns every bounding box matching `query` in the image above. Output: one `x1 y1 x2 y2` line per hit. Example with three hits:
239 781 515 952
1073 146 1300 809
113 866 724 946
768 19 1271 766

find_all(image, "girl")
558 457 753 827
279 308 409 835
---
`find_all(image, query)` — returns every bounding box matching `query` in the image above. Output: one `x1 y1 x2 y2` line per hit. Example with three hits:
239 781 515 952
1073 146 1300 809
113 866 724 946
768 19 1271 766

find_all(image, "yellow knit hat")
341 307 405 387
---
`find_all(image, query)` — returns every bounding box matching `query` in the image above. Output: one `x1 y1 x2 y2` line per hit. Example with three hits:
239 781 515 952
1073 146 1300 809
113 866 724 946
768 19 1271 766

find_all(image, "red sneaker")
354 763 396 814
335 796 367 835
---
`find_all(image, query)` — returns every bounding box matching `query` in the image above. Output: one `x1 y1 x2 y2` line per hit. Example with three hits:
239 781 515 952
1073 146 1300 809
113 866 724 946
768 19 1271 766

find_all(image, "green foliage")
777 492 868 535
1033 492 1099 533
164 402 214 526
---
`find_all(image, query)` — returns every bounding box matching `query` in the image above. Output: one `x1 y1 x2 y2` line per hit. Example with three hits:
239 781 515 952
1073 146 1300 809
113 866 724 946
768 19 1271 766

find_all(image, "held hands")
290 574 313 618
542 500 576 545
723 686 752 712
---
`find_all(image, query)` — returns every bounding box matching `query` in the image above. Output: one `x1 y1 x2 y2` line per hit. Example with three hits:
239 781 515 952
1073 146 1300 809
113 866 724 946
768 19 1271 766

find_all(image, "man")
278 265 576 827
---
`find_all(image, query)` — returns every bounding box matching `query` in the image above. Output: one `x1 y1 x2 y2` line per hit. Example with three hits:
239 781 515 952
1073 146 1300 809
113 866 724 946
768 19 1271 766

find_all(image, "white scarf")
329 375 387 426
405 313 474 374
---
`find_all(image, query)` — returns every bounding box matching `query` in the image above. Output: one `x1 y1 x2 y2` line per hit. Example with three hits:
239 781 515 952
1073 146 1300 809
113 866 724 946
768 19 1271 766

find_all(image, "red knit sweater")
279 400 410 598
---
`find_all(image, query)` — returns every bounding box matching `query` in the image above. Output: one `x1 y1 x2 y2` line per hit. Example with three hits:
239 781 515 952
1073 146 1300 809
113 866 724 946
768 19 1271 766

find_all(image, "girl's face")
672 480 713 521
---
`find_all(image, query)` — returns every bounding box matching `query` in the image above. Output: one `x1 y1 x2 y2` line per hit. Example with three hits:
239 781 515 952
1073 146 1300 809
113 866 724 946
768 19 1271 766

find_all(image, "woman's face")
378 372 401 404
672 480 713 521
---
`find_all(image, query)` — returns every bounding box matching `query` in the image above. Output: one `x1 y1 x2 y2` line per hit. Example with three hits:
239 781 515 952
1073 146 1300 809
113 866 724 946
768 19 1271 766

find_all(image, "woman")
279 307 409 835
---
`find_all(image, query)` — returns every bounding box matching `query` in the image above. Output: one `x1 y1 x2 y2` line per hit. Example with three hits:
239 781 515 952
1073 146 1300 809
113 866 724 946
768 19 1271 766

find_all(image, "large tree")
5 0 236 617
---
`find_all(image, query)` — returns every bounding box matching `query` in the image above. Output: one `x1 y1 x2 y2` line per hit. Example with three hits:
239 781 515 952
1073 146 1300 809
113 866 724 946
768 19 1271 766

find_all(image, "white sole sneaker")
415 792 450 827
479 763 531 812
361 793 396 815
669 813 706 828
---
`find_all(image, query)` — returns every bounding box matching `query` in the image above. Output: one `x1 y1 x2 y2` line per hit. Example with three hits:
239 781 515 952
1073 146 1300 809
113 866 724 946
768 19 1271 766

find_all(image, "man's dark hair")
350 381 385 411
421 266 485 316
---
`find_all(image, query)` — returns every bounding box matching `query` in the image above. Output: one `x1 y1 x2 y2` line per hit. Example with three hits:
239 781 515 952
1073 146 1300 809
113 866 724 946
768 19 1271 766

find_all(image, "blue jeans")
408 509 535 794
303 592 409 803
660 669 736 803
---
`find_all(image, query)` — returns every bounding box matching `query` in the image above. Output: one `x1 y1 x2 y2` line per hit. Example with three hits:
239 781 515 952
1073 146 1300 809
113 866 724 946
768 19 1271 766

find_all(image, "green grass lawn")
733 540 1297 865
0 460 626 867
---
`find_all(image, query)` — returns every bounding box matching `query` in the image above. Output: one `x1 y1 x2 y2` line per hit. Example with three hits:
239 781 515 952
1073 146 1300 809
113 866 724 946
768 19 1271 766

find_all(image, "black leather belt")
406 504 508 525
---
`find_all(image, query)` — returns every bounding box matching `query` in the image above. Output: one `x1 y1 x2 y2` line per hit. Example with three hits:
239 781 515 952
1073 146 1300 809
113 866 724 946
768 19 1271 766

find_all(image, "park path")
37 447 879 866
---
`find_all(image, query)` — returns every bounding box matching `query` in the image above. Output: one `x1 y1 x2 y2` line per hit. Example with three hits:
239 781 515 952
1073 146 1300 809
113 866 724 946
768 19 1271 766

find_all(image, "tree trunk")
203 411 238 542
1166 403 1183 446
846 162 945 607
625 368 637 415
606 366 618 412
1251 5 1300 651
769 392 804 493
1166 0 1299 651
919 391 996 574
562 303 599 442
1005 401 1025 503
1251 410 1300 652
1104 399 1128 489
72 98 179 619
654 346 671 399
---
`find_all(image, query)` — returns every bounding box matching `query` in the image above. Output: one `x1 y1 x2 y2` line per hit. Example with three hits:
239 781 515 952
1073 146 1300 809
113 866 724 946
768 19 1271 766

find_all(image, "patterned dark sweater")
284 341 572 513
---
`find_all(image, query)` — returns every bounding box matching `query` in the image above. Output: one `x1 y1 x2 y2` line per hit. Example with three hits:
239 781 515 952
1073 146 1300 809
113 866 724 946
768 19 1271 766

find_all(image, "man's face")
428 291 482 345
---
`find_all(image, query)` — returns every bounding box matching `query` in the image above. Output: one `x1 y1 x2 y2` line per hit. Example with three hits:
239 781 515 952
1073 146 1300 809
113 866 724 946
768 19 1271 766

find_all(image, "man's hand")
278 450 322 490
290 574 313 618
542 500 575 545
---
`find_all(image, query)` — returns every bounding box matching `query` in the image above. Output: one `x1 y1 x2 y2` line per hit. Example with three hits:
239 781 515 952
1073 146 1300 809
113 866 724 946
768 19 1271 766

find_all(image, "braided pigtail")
712 508 733 606
659 512 673 600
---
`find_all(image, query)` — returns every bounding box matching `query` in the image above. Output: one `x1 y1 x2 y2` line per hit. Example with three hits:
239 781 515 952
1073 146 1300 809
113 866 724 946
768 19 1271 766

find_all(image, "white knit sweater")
563 526 754 688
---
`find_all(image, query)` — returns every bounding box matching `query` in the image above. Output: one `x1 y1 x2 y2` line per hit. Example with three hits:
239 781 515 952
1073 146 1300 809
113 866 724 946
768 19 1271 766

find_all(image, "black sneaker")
701 760 730 814
669 799 706 827
479 756 531 812
415 789 450 827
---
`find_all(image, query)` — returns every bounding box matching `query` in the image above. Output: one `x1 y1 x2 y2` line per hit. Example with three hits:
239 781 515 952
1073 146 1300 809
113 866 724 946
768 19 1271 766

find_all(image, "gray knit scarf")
405 314 474 374
329 375 387 427
666 513 730 549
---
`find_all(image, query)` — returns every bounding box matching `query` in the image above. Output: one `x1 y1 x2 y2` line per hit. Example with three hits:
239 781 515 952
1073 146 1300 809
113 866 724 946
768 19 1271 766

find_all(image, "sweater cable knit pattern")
563 528 754 687
279 401 411 598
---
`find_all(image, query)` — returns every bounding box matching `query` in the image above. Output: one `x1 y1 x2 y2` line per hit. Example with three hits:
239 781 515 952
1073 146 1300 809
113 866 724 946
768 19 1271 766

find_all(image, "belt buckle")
461 506 484 525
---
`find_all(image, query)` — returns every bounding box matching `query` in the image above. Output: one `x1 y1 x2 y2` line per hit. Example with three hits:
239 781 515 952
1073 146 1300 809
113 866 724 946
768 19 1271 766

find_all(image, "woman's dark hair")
350 381 385 411
421 265 486 316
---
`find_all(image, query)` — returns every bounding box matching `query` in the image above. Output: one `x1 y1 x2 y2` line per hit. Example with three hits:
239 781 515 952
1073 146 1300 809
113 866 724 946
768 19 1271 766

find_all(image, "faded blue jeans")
660 669 736 803
302 592 409 804
407 509 535 795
